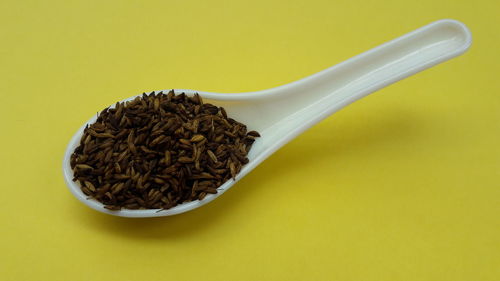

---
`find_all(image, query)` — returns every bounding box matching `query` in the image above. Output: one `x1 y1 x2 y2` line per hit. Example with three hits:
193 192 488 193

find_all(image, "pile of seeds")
70 90 260 210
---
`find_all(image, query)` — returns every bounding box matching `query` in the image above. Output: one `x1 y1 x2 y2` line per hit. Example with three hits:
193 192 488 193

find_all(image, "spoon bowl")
63 19 471 217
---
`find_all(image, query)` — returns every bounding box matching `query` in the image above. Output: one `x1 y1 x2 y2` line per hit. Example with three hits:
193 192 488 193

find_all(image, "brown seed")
140 146 156 154
153 98 160 111
150 135 166 146
191 144 198 159
154 177 166 184
247 130 261 137
113 174 130 180
190 134 205 142
136 177 144 189
207 166 227 175
81 186 93 196
196 138 207 147
221 118 232 129
224 131 237 138
104 149 113 162
179 138 191 145
163 165 177 174
204 187 218 194
192 119 199 133
75 164 93 170
214 135 225 143
127 130 137 154
207 150 218 163
192 93 202 105
220 107 227 119
99 183 111 193
232 151 249 164
115 103 123 119
105 192 113 200
104 205 121 210
88 129 115 139
143 171 151 183
84 134 92 144
114 162 121 173
160 184 170 192
124 203 140 209
198 192 207 200
84 181 96 192
111 182 124 194
177 156 193 163
189 173 215 180
147 188 156 198
229 162 236 179
116 150 128 162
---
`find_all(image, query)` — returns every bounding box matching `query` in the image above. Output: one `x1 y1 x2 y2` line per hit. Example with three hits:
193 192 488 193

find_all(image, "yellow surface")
1 0 498 280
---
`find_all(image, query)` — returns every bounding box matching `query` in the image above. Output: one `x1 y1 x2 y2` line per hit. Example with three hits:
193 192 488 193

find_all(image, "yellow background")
1 0 498 280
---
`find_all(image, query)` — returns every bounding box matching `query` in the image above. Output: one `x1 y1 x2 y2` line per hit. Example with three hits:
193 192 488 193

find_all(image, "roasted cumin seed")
70 90 259 210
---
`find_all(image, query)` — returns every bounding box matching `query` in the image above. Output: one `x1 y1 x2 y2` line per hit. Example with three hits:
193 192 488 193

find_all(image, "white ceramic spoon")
63 19 471 217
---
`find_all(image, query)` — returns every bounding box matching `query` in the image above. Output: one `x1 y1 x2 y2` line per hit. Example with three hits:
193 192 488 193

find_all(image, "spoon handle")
289 19 472 110
251 19 471 142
